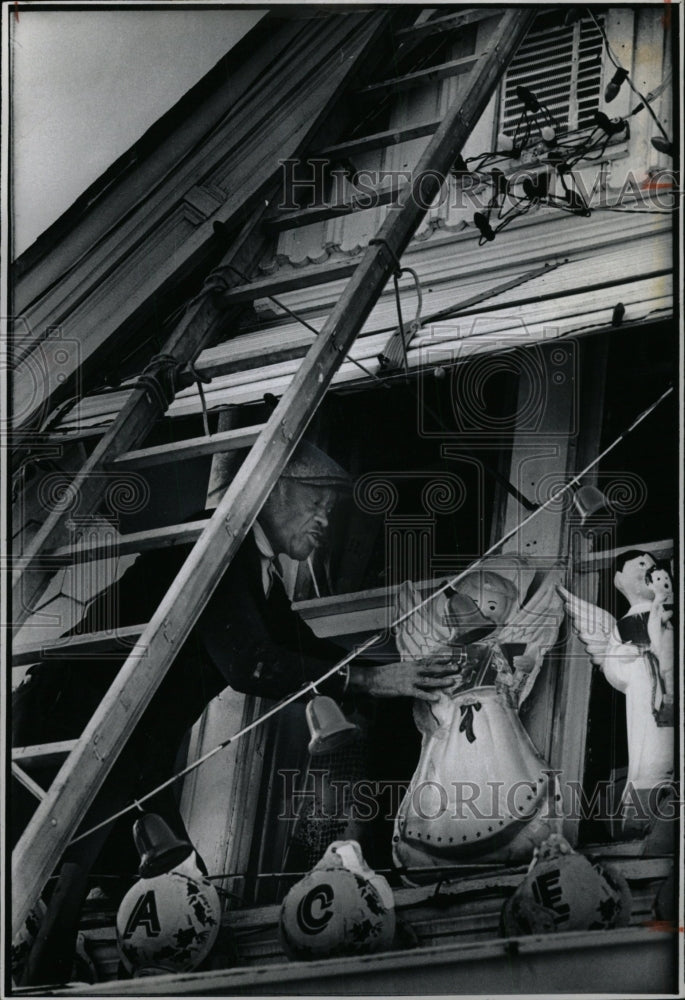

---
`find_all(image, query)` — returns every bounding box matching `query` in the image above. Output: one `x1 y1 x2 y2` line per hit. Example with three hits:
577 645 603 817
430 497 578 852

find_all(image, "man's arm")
195 560 349 700
198 555 461 702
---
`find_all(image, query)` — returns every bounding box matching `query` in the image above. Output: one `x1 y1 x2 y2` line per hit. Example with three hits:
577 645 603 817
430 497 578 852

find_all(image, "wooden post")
549 336 610 844
12 9 535 936
500 346 577 763
180 405 268 877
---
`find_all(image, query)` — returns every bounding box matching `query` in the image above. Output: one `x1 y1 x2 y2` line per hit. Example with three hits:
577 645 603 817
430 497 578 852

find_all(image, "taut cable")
68 384 673 846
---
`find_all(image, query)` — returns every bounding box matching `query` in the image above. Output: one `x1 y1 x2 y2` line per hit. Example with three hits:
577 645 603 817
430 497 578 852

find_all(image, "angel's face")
458 578 510 624
614 553 656 604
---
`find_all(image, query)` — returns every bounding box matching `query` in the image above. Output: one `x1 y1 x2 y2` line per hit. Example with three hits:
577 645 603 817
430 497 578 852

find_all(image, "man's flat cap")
282 440 352 491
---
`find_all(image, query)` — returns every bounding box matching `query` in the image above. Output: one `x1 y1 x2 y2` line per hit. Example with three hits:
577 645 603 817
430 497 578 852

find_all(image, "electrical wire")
552 305 672 341
66 385 674 848
587 8 671 143
463 113 627 176
417 266 671 326
460 13 674 237
42 263 672 439
222 263 387 388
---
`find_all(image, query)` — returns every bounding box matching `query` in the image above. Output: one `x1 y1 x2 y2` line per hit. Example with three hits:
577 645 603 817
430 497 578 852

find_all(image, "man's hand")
349 657 461 702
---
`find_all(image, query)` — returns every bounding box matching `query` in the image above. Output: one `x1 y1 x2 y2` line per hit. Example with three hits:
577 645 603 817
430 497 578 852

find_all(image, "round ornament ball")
501 835 631 936
280 840 395 961
116 853 221 976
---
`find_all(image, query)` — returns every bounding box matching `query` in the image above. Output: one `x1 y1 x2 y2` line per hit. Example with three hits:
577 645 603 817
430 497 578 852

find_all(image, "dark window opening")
578 322 676 846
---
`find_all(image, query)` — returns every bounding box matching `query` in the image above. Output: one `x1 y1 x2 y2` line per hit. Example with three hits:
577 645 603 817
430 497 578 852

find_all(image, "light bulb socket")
522 171 549 201
516 84 540 113
449 154 470 176
594 111 627 137
474 212 496 242
604 67 629 104
548 150 569 171
651 136 673 156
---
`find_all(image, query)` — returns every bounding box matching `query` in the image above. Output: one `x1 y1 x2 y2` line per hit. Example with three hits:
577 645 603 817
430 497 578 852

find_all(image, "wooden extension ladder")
11 8 535 938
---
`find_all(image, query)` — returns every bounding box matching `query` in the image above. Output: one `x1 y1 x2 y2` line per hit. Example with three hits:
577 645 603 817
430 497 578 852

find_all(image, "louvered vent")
500 12 604 136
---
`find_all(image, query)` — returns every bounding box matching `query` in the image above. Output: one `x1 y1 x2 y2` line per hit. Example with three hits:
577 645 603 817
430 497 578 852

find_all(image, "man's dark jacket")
12 530 346 869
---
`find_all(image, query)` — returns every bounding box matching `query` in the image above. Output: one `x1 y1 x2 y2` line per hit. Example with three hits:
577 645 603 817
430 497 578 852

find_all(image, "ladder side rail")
10 221 270 633
10 10 392 632
395 7 507 43
11 9 535 936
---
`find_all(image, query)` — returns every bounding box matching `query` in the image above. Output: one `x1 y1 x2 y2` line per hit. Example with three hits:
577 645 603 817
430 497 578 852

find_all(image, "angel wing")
557 584 617 668
393 580 452 660
490 569 566 706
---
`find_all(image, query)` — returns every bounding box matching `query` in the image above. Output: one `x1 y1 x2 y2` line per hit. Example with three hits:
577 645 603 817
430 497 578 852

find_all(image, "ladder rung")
13 426 109 448
48 521 207 563
112 424 264 470
12 762 47 801
395 8 505 42
357 54 480 96
220 260 358 307
264 185 397 233
12 625 144 667
316 118 441 161
13 741 78 768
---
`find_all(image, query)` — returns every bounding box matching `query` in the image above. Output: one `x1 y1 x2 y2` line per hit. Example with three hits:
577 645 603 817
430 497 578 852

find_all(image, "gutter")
24 926 676 997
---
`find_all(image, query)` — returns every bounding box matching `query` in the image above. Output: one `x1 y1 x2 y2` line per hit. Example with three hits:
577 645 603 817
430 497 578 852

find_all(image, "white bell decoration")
280 840 395 960
305 695 359 755
501 834 631 936
572 484 614 530
116 816 221 976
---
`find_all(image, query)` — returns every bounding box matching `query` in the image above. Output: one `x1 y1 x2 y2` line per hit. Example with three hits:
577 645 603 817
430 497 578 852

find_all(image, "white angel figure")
558 551 674 815
392 557 565 869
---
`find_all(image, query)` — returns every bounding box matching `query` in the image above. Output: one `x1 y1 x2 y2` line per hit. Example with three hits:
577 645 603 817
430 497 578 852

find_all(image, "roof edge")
12 9 272 275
